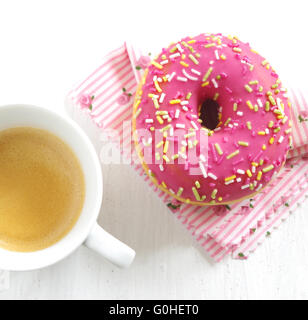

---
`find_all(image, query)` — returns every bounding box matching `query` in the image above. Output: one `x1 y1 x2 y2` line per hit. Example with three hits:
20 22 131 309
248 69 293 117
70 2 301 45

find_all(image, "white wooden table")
0 0 308 300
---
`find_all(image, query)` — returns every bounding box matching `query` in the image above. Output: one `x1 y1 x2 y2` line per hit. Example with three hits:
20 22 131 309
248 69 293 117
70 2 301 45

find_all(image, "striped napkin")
66 42 308 262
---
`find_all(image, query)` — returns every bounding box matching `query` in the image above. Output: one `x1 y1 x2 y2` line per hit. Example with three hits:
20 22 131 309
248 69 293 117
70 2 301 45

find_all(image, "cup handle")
84 222 135 268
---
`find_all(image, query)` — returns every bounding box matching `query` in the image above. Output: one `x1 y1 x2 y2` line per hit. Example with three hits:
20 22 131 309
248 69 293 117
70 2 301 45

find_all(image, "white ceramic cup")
0 104 136 271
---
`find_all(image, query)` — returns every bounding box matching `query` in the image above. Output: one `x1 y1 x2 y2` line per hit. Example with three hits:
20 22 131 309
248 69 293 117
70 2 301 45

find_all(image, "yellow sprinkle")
155 152 160 161
247 101 254 110
162 155 170 163
257 171 263 181
160 182 167 189
189 54 199 65
268 121 274 128
262 60 268 66
161 124 171 132
156 141 164 149
169 99 181 105
204 43 216 48
186 92 192 100
154 80 162 93
195 181 201 189
227 150 240 160
135 100 141 109
187 40 196 44
250 183 254 191
269 96 276 106
246 170 252 178
245 85 253 93
156 116 164 124
246 121 252 130
265 101 270 111
172 154 179 160
184 132 196 139
211 189 218 200
201 81 210 87
202 67 213 82
192 187 201 201
224 118 231 126
135 108 142 118
262 144 267 151
259 159 264 166
151 61 163 70
177 187 184 197
233 103 238 111
225 175 236 182
238 141 249 147
213 93 219 101
218 197 223 202
153 98 160 109
163 141 169 154
148 93 156 98
215 143 223 155
285 128 292 134
180 61 189 67
150 127 155 132
263 165 274 173
169 46 177 53
233 47 242 53
252 162 259 167
220 54 226 60
259 86 264 92
269 137 275 145
258 131 266 136
249 80 259 85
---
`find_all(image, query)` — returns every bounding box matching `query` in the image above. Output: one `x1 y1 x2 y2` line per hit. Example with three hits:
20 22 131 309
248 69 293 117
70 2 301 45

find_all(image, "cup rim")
0 104 103 271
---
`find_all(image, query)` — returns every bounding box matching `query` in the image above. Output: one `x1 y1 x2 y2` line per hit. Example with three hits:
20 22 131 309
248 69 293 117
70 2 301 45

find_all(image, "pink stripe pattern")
66 42 308 262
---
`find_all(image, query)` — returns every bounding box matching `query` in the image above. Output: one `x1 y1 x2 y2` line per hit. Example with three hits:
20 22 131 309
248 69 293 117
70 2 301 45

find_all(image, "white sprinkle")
176 123 185 129
241 184 250 190
151 94 159 99
257 99 263 108
159 164 164 172
237 169 245 175
169 189 175 194
278 136 284 143
170 127 174 137
162 115 169 119
225 180 234 185
182 69 198 81
191 121 198 130
145 119 154 123
277 98 284 114
199 154 206 162
254 181 257 187
256 184 263 191
191 69 201 76
212 78 219 88
168 72 176 82
199 161 208 178
236 178 242 183
182 106 189 112
219 107 223 113
153 75 157 81
159 93 166 103
179 152 187 160
177 76 188 82
208 173 218 180
180 100 189 105
160 60 169 65
175 109 180 119
176 43 184 53
265 128 270 135
215 50 220 60
181 141 187 146
234 123 239 127
157 77 162 82
214 127 222 132
252 166 256 173
170 52 181 59
237 111 243 116
209 60 214 65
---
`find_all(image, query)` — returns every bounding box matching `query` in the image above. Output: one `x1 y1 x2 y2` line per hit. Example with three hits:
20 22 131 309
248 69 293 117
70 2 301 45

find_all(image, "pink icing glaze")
133 33 292 205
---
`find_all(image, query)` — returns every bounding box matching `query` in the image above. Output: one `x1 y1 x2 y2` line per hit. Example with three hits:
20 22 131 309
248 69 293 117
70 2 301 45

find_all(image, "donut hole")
199 99 220 130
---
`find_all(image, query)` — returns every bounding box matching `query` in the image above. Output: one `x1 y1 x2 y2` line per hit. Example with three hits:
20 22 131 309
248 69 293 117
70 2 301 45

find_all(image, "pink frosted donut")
132 34 292 205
